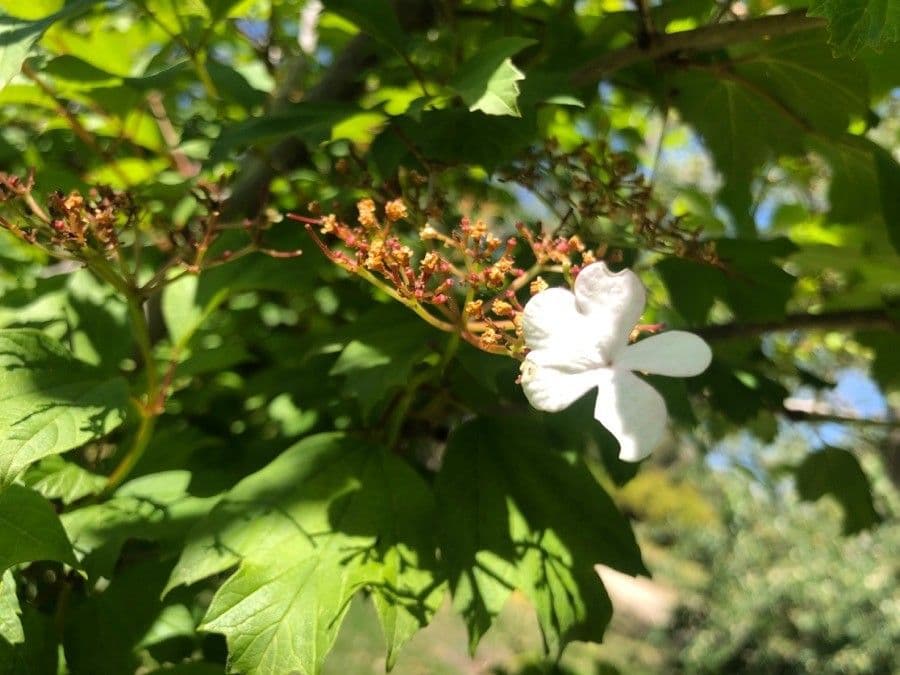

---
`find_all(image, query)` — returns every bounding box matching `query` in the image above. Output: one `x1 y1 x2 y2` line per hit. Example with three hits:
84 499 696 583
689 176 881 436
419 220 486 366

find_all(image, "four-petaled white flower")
520 262 712 462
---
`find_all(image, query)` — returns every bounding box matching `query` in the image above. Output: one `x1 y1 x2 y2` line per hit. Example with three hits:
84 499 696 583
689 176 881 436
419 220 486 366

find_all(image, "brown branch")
574 10 826 84
696 308 898 340
223 0 436 219
782 398 898 428
634 0 655 44
147 92 200 178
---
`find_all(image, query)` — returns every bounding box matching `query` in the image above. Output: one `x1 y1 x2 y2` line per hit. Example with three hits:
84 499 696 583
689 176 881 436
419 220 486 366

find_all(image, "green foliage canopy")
0 1 898 673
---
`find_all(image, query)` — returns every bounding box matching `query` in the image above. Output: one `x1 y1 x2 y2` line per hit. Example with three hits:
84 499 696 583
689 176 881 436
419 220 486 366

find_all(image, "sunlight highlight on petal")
618 331 712 377
593 368 667 462
520 358 599 412
573 263 646 360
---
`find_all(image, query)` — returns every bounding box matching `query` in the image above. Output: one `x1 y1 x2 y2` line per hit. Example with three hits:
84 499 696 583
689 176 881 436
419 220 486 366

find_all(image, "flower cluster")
46 188 132 254
0 172 300 296
293 199 619 355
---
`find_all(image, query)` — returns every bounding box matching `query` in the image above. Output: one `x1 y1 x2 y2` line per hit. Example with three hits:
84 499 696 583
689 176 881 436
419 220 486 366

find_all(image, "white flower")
520 262 711 462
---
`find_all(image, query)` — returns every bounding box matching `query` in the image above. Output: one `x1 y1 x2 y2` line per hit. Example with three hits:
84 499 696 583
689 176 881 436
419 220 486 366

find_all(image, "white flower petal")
617 331 712 377
593 368 667 462
520 357 599 412
522 287 603 370
573 262 646 361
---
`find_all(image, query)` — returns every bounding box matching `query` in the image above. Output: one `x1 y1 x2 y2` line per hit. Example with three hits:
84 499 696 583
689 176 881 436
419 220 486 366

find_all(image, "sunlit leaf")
0 484 79 571
62 471 218 580
0 330 128 484
22 456 106 505
809 0 900 55
168 434 442 674
452 38 536 117
0 571 22 645
436 417 645 654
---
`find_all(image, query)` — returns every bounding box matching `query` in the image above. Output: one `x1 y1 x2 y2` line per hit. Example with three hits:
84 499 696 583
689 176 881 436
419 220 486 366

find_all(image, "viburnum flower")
519 262 712 461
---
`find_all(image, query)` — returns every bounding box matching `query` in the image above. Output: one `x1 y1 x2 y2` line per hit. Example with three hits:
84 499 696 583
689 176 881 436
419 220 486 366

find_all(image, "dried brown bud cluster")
0 172 301 298
46 187 131 254
500 140 720 267
0 172 135 260
291 202 612 356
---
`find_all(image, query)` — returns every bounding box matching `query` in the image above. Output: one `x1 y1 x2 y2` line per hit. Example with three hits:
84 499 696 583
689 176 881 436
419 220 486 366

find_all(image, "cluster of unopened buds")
1 174 129 264
47 188 131 254
0 172 301 297
291 198 626 356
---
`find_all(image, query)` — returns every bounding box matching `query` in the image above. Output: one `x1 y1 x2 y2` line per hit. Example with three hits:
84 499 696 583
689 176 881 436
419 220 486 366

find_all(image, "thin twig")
696 308 897 340
575 10 825 84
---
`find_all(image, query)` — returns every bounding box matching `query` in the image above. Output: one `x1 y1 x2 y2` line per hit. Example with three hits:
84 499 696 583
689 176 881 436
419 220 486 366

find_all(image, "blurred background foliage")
0 0 898 673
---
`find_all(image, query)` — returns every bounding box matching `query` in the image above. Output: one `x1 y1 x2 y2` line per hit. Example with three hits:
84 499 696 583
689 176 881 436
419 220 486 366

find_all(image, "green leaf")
22 456 106 505
857 330 900 390
874 143 900 252
207 60 267 109
62 470 217 580
0 270 131 372
669 32 867 228
0 19 41 91
816 135 882 223
0 571 22 645
795 447 881 534
0 607 58 675
63 559 178 675
0 0 101 91
167 433 442 675
146 664 224 675
0 0 62 20
656 238 797 324
41 54 122 89
324 0 407 53
452 37 536 117
0 329 128 484
436 417 645 655
808 0 900 55
161 274 228 349
210 103 360 161
375 108 536 172
329 305 438 415
203 0 249 22
0 484 78 572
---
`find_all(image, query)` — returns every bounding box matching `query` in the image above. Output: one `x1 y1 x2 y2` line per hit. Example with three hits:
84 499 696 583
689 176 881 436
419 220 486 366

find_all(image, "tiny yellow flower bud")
480 327 500 346
421 251 440 273
384 198 408 222
491 299 514 317
464 299 484 316
364 238 385 270
530 276 549 295
357 198 377 228
320 214 339 234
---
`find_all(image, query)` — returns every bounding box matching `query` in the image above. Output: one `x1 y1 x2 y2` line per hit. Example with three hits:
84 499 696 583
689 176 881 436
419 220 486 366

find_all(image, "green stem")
384 369 432 450
385 327 464 449
190 51 220 100
102 408 157 494
125 292 159 396
104 283 160 493
357 267 456 332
